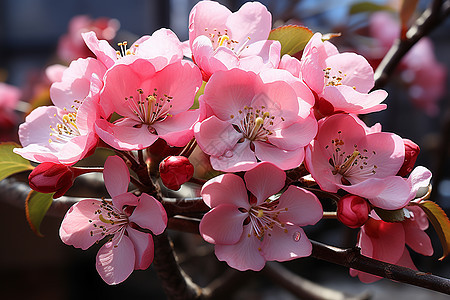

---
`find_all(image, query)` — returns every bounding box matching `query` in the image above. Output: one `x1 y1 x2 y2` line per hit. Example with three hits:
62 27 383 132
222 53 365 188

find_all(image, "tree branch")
373 0 450 89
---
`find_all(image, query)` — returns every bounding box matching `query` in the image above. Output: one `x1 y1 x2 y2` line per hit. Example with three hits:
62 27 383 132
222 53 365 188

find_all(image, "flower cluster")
13 0 438 286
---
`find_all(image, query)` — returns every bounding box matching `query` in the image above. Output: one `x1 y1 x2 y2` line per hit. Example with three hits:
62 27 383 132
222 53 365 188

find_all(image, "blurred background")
0 0 449 299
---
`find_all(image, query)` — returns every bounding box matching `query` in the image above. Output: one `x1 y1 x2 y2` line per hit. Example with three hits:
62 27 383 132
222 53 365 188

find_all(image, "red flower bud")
337 195 370 228
397 139 420 177
28 163 77 198
159 156 194 190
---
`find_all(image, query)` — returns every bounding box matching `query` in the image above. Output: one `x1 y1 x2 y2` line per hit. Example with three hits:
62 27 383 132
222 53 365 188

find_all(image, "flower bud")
29 162 76 198
337 195 370 228
397 139 420 177
159 156 194 190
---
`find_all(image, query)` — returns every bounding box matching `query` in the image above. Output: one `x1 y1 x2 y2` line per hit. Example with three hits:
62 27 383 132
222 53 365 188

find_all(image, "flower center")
326 131 377 184
323 67 349 87
231 105 283 142
203 27 250 56
116 41 139 59
48 111 80 144
89 200 129 240
245 198 289 240
125 88 173 126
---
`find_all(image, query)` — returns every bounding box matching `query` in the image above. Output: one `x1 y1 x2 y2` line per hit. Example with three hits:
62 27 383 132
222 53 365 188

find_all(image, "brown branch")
311 240 450 295
263 261 371 300
373 0 450 89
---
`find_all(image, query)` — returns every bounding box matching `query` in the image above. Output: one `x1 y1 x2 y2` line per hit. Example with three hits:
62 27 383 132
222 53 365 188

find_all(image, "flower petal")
104 155 130 198
201 173 249 209
200 204 247 245
253 141 304 170
129 193 167 235
215 225 266 271
96 235 135 285
210 139 257 172
244 162 285 204
278 186 323 226
153 110 199 147
261 225 312 262
126 227 154 270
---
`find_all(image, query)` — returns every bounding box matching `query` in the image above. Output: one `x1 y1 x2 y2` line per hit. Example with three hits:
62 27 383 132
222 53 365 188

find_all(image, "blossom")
336 195 370 228
188 0 281 80
60 156 167 284
306 113 431 210
29 162 78 198
82 28 184 71
14 57 104 165
159 156 194 190
350 206 433 283
95 58 202 150
299 33 387 116
0 82 20 130
199 162 322 271
194 68 317 172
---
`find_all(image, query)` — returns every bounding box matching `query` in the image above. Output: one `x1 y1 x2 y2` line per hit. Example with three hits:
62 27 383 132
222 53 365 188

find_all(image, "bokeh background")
1 0 449 299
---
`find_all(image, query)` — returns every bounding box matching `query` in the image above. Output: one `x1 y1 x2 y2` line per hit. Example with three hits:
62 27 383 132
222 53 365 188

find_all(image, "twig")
263 261 371 300
373 0 450 89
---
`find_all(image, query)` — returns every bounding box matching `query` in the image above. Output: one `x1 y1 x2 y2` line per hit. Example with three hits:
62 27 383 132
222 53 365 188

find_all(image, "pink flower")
194 68 317 172
0 82 20 129
59 156 167 285
336 195 370 228
29 162 79 198
305 113 431 210
299 33 387 116
350 206 433 283
159 156 194 190
57 15 120 62
95 58 202 150
82 28 184 71
188 1 281 80
14 58 104 165
199 162 322 271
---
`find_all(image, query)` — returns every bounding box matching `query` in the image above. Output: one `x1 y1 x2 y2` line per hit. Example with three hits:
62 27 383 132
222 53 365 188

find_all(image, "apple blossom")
299 33 387 116
159 156 194 190
188 0 281 80
95 58 202 150
350 206 433 283
194 68 317 172
199 162 322 271
60 156 167 285
306 113 431 210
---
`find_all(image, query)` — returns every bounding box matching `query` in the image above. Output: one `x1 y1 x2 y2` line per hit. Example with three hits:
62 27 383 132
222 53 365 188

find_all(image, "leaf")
349 2 394 15
0 142 34 181
374 207 405 222
399 0 419 39
25 191 54 237
416 201 450 260
268 25 314 56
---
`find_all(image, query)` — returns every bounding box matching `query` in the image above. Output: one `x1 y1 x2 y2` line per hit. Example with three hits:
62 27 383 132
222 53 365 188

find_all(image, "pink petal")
254 141 304 170
215 225 266 271
269 113 317 150
322 86 387 114
129 193 167 235
210 140 258 172
396 248 417 270
407 166 432 199
59 199 104 250
403 209 433 256
194 116 243 156
82 31 117 69
103 155 130 198
201 173 249 209
96 236 135 285
200 204 247 245
261 225 312 262
324 52 374 93
279 54 301 77
95 118 159 151
277 186 323 226
152 110 199 147
203 69 258 121
244 162 286 204
226 2 271 44
238 40 281 72
126 227 154 270
112 193 139 211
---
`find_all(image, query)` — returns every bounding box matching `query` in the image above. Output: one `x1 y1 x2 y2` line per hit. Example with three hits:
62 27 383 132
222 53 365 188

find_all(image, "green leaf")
415 201 450 260
349 2 394 15
374 207 405 222
25 191 54 237
268 25 314 56
0 142 34 181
